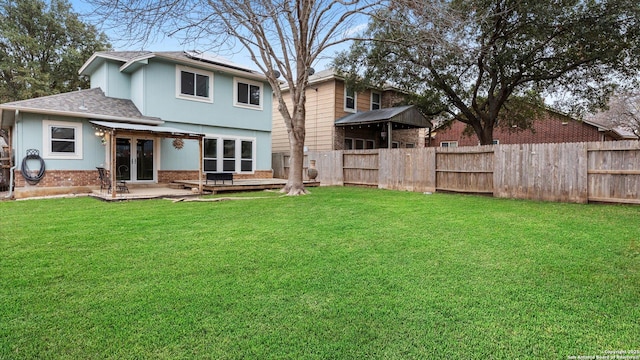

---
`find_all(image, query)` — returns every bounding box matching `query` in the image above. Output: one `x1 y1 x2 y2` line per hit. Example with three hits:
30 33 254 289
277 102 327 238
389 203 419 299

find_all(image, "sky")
70 0 353 73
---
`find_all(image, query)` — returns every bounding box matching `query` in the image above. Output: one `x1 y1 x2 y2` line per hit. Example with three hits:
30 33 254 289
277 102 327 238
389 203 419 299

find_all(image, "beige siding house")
272 70 431 153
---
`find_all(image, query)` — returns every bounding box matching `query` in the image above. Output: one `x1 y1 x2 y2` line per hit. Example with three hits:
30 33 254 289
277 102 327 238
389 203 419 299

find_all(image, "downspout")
5 109 19 198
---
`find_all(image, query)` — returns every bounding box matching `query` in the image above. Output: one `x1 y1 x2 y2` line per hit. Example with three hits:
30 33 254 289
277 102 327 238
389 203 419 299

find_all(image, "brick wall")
157 170 200 183
430 113 611 147
14 169 100 188
15 169 274 189
392 128 424 147
159 170 273 182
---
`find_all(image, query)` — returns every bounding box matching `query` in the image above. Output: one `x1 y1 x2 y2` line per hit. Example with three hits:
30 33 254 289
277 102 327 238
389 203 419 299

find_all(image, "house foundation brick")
11 169 275 199
14 169 101 188
158 170 273 183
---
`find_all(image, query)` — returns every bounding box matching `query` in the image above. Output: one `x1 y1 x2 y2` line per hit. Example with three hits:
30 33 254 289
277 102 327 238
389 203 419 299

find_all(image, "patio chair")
96 167 129 193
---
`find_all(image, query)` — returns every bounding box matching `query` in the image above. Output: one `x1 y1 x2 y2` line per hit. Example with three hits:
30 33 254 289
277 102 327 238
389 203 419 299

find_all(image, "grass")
0 187 638 359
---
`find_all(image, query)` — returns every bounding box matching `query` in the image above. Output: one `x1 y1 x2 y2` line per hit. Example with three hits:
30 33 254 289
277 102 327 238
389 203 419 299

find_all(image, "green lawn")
1 187 638 359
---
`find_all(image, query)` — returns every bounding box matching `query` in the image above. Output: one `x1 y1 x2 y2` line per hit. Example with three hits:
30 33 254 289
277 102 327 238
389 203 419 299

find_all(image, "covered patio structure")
91 120 206 199
335 105 432 149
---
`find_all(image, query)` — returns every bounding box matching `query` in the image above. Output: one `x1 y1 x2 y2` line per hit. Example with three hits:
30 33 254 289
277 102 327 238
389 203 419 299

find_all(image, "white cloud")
343 23 368 38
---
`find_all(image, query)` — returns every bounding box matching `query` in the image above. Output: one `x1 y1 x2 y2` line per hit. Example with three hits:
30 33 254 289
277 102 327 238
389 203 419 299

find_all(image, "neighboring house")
271 69 431 153
0 51 273 198
429 109 635 147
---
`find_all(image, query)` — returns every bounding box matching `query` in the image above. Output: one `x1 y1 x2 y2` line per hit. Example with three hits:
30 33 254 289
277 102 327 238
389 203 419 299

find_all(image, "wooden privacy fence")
272 140 640 204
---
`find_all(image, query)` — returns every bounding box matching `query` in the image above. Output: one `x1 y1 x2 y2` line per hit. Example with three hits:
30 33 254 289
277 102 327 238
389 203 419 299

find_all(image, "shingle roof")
0 88 161 124
335 105 432 128
80 50 265 79
93 51 152 62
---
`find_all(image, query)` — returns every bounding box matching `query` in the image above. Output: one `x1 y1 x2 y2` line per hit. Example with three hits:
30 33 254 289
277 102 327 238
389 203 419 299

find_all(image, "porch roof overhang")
334 105 432 129
90 120 205 140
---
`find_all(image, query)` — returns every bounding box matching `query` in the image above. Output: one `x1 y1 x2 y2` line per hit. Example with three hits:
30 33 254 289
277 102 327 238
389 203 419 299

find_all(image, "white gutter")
0 105 163 125
6 109 18 199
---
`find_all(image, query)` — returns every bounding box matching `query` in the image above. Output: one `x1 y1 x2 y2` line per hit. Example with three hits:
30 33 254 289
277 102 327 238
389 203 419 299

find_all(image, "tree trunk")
282 112 308 195
477 125 494 145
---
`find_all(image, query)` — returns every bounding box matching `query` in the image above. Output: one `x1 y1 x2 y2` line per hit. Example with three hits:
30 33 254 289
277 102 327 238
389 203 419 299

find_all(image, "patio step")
168 182 186 189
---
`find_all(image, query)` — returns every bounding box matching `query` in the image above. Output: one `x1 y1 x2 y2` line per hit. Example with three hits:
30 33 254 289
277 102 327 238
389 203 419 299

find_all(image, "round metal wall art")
172 138 184 150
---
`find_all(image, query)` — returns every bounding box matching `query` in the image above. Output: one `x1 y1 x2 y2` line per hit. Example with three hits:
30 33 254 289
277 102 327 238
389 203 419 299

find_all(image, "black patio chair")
97 167 129 193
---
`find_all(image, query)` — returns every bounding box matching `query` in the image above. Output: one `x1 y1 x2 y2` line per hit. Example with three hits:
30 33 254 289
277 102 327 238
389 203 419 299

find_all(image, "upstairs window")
371 92 381 110
344 86 356 113
176 66 213 102
234 78 263 110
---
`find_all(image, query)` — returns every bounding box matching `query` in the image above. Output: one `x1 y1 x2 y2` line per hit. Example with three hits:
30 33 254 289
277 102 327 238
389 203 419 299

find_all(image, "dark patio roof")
334 105 431 128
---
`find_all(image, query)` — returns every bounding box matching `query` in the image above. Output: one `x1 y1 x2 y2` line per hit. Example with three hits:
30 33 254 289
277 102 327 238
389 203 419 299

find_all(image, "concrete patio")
89 178 320 201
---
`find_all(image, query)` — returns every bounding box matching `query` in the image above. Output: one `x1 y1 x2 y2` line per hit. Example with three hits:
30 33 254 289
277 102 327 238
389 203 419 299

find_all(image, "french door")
115 137 155 182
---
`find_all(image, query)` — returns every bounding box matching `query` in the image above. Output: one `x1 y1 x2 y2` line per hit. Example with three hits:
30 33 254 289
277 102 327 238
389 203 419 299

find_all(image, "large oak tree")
0 0 111 102
335 0 640 145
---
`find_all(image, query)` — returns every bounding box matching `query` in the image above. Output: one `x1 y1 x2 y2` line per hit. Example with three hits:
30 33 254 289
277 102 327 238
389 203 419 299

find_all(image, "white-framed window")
371 92 381 110
203 135 255 173
344 86 356 113
492 139 499 145
392 141 400 148
176 65 213 103
42 120 83 159
440 141 458 148
405 143 415 148
345 138 375 150
234 77 263 110
344 138 353 150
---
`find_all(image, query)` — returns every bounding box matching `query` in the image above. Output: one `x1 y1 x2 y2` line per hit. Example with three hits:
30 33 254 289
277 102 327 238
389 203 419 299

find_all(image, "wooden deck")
89 179 320 201
175 178 319 194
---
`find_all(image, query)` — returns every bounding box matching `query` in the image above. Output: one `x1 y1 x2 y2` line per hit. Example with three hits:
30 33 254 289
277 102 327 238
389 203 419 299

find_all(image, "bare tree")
592 92 640 139
88 0 378 195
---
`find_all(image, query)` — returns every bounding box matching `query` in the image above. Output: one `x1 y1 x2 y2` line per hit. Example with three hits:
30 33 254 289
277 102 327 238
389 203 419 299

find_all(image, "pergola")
335 105 432 148
91 120 206 199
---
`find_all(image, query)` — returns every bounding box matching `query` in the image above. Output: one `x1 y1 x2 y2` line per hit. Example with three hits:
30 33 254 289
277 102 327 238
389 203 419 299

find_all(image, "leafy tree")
0 0 111 103
335 0 640 145
87 0 379 195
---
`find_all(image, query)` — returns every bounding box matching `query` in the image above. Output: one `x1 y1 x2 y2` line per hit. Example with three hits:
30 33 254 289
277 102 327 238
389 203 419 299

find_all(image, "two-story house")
0 51 273 198
271 69 431 154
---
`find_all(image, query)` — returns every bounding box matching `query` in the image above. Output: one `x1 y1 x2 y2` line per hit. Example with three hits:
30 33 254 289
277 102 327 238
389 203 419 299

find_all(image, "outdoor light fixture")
94 129 105 137
381 130 387 140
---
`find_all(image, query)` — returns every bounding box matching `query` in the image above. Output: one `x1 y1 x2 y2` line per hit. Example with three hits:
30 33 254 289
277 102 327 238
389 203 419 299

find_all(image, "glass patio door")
136 139 154 181
115 137 155 182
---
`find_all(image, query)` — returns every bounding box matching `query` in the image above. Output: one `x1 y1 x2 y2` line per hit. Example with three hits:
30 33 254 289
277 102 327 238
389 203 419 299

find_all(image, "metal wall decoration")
172 138 184 150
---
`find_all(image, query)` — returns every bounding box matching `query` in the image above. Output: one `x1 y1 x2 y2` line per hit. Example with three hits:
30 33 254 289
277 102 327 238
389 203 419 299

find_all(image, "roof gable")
80 51 268 82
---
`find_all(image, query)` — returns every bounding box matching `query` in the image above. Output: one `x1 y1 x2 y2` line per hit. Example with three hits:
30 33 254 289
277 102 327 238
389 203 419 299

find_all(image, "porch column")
198 136 203 194
110 130 116 199
387 121 392 149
